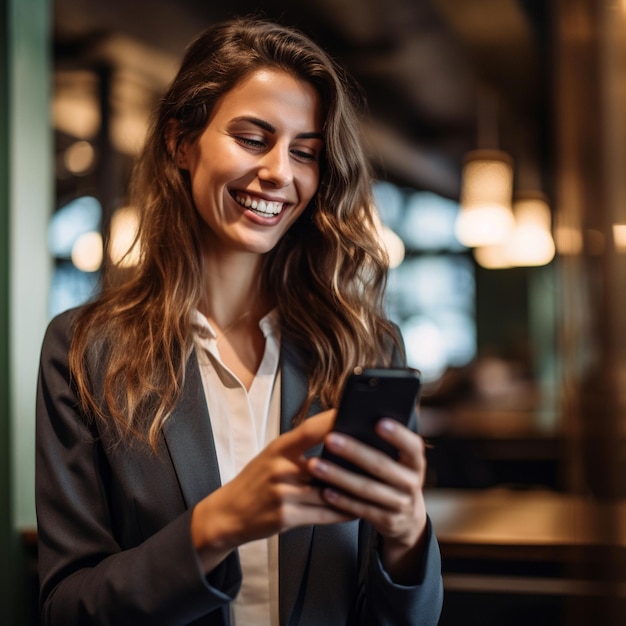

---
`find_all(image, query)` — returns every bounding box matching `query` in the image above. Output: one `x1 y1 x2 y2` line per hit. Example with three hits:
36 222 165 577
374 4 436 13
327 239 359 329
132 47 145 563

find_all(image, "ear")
165 119 190 170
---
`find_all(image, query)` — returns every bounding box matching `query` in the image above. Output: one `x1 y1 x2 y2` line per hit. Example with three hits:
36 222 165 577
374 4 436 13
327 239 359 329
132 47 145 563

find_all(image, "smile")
233 192 285 217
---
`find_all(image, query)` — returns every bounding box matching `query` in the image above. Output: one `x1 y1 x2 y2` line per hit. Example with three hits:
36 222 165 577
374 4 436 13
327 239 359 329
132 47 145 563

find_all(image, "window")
374 181 476 383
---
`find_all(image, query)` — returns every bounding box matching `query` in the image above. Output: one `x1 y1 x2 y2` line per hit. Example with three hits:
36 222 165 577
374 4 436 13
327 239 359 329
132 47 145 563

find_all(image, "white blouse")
193 309 281 626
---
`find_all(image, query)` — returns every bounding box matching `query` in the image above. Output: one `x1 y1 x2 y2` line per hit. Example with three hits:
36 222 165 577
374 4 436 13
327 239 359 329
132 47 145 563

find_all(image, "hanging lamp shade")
508 192 555 266
455 149 515 247
473 191 556 269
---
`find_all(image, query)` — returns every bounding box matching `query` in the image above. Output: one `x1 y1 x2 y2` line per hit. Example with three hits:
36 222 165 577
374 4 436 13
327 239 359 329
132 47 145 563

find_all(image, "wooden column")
555 0 626 623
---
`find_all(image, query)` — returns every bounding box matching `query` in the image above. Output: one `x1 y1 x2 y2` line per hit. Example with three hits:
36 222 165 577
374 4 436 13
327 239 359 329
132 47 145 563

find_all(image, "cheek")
189 162 234 210
192 139 243 181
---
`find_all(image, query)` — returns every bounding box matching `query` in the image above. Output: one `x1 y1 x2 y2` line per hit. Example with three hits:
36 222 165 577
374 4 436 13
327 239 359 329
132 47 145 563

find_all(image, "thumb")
275 409 336 457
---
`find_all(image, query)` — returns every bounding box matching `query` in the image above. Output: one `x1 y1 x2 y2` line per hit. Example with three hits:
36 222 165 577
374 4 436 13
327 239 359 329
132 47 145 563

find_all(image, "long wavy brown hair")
69 17 399 449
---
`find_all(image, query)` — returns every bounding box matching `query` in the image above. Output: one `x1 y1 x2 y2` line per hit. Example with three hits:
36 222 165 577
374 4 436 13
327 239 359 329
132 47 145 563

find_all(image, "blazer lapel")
161 338 322 625
162 351 222 508
279 338 324 626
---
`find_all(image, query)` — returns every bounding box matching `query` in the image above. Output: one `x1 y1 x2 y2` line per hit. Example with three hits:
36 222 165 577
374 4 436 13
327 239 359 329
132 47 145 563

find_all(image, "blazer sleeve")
35 310 241 626
355 325 444 625
354 518 443 626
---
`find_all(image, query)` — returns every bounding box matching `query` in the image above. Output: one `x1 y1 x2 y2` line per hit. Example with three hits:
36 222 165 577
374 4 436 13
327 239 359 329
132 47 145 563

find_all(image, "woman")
36 18 443 626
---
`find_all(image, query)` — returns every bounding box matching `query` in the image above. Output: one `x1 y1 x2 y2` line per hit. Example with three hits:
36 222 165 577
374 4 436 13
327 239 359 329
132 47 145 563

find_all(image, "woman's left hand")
307 418 428 583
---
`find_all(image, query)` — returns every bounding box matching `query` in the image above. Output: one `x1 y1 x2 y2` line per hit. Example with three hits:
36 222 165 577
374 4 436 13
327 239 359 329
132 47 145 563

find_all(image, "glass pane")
401 191 465 252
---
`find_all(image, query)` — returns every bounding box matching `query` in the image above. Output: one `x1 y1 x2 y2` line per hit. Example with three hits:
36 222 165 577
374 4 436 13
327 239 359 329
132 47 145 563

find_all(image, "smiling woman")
35 17 443 626
172 69 323 259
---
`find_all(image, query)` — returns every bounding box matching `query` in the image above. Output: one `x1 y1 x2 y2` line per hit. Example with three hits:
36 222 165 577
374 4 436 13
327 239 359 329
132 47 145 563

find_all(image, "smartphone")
317 367 422 479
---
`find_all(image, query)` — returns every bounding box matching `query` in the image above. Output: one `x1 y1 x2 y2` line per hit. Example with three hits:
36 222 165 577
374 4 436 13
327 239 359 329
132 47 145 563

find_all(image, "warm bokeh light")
456 150 515 247
108 206 141 267
379 225 405 268
371 207 406 268
474 194 555 268
554 222 583 255
64 140 96 175
111 112 149 155
456 205 516 249
612 223 626 252
71 231 103 272
473 244 512 269
53 70 100 138
508 195 555 266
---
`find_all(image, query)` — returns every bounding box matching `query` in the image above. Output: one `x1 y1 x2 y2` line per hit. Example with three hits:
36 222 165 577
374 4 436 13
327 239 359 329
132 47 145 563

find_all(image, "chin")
234 236 282 256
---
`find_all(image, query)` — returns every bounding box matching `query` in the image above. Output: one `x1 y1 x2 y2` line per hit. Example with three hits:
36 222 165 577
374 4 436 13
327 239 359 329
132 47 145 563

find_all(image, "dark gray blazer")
36 309 443 625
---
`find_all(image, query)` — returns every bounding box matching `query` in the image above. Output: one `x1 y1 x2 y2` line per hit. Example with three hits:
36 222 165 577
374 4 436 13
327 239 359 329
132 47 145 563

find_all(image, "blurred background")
1 0 625 624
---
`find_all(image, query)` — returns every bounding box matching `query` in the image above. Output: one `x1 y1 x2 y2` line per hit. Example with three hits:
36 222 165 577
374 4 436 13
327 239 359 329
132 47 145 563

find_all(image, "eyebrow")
229 116 324 141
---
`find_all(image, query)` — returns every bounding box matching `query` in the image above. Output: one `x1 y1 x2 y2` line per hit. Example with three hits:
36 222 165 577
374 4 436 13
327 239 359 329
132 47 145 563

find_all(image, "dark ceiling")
53 0 552 200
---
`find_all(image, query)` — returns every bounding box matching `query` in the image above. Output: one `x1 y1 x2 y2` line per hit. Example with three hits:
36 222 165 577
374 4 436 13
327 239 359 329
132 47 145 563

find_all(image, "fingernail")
379 418 396 433
327 433 345 449
313 459 329 474
324 488 339 502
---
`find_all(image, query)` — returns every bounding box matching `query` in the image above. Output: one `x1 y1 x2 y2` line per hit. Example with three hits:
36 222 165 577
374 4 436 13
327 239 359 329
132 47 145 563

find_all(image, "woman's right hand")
190 409 352 573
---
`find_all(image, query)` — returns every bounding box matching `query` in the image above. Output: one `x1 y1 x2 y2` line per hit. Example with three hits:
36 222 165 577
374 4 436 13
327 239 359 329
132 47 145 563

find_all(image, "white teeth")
234 193 283 216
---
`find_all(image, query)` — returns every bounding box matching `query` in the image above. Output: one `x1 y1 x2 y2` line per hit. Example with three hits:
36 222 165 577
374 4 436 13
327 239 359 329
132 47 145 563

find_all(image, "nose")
258 144 293 188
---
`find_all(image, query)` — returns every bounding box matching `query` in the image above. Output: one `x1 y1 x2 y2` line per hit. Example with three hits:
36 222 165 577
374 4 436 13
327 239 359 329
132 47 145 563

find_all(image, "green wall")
1 0 14 622
9 0 52 530
1 0 52 623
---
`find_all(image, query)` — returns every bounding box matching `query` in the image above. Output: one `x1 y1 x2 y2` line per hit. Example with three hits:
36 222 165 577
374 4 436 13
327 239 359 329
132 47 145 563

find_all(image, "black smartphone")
317 367 422 479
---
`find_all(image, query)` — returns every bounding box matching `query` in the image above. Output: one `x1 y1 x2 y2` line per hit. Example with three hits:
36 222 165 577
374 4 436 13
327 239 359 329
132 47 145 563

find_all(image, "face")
177 68 324 257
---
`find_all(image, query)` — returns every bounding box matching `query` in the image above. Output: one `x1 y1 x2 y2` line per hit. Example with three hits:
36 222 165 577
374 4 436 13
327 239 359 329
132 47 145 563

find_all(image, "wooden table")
425 488 626 596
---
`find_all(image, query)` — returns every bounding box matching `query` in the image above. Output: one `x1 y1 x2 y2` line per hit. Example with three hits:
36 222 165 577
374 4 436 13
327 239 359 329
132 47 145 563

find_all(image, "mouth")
231 191 286 218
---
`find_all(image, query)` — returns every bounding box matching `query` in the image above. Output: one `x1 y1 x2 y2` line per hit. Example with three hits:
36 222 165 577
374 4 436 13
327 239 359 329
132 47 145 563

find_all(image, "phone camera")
368 377 379 387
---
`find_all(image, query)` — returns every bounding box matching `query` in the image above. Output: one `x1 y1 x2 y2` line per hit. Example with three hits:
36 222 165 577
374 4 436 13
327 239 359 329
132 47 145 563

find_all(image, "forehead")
210 68 323 131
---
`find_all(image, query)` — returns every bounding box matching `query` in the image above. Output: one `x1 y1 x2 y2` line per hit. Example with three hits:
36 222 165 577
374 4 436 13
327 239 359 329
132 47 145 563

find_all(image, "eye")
235 136 266 150
290 148 318 163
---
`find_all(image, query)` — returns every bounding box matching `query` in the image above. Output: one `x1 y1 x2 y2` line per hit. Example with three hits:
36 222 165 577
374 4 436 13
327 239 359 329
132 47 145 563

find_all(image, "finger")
316 432 406 483
270 484 357 528
308 456 413 509
318 432 415 491
271 409 336 458
322 486 392 520
375 420 426 470
320 487 425 542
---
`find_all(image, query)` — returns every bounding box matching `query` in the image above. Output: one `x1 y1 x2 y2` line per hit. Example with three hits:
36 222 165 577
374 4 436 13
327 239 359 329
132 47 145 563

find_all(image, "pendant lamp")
455 90 515 248
473 191 556 269
508 192 555 266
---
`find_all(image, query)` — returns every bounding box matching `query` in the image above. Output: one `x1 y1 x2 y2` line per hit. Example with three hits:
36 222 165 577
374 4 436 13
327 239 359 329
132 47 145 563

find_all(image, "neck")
200 249 269 329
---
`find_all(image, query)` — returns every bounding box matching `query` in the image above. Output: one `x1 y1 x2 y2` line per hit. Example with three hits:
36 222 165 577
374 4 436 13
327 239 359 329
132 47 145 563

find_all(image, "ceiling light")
473 243 513 269
508 193 555 266
474 192 555 269
455 149 515 247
